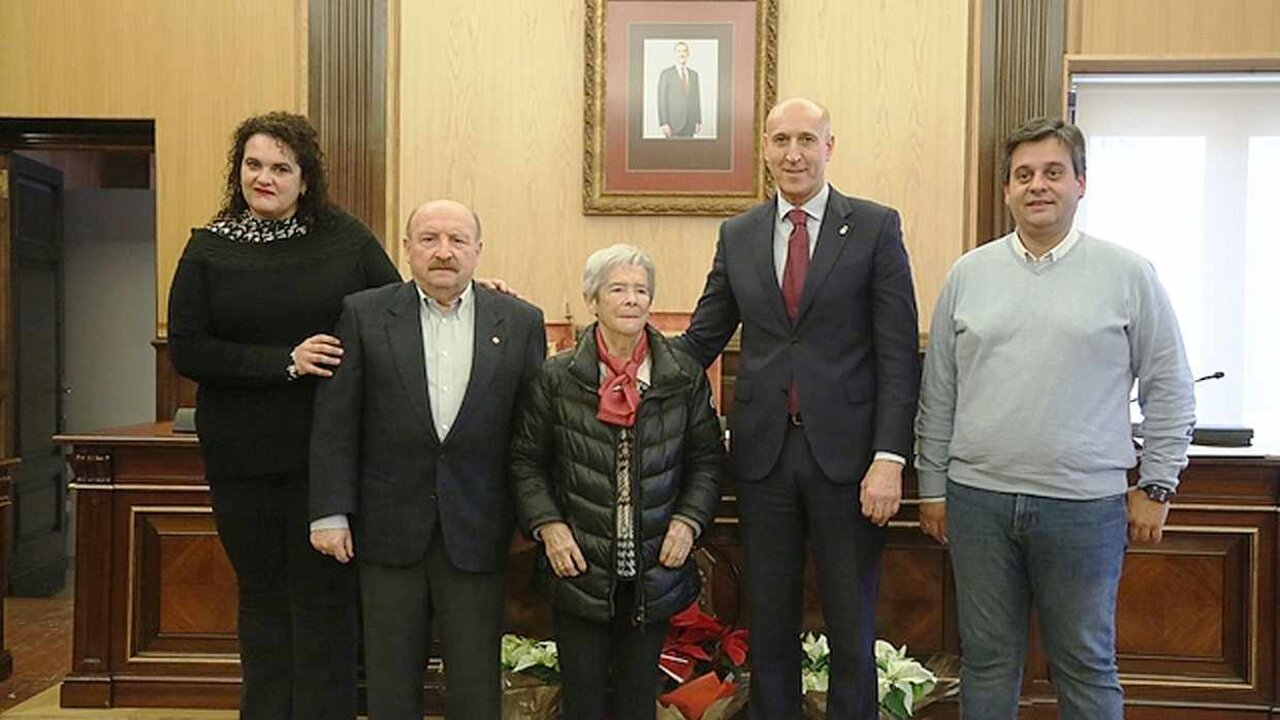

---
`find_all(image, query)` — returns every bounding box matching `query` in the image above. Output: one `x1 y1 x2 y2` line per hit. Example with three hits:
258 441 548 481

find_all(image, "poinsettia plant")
499 634 562 720
656 602 750 720
873 640 938 719
500 633 560 683
800 633 955 720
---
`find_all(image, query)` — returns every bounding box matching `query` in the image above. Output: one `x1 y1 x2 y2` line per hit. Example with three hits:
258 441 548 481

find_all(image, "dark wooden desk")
56 423 238 708
57 423 1280 717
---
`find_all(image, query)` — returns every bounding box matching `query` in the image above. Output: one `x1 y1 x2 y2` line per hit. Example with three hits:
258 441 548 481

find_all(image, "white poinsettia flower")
801 632 830 662
501 634 560 674
872 640 937 716
874 639 907 665
801 667 829 693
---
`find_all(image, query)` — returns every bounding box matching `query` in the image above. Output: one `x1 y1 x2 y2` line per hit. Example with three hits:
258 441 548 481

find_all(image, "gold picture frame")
583 0 778 215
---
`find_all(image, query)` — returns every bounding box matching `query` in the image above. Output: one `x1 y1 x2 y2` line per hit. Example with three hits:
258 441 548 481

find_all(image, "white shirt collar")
1012 228 1080 264
415 281 474 315
776 183 830 226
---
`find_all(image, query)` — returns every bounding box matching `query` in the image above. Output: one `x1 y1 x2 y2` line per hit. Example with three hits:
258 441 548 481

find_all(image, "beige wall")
1069 0 1280 54
396 0 971 329
0 0 306 334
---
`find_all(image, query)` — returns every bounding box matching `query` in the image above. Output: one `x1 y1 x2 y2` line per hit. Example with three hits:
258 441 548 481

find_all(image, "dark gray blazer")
310 281 545 571
657 65 702 137
675 188 920 484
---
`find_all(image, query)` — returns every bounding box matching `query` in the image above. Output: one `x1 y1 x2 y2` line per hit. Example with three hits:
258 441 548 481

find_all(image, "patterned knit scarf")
207 210 309 243
595 325 649 427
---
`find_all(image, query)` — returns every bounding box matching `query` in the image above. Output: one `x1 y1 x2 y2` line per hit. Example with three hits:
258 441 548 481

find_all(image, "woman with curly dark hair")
167 111 400 719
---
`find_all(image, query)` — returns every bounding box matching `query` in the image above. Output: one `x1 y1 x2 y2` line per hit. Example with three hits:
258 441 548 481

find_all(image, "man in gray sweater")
915 117 1195 720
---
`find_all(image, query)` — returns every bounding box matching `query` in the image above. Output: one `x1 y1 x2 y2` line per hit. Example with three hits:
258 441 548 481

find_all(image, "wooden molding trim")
308 0 389 241
973 0 1068 244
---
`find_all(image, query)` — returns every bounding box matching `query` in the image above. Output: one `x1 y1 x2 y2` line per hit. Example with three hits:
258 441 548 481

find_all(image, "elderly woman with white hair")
510 244 725 720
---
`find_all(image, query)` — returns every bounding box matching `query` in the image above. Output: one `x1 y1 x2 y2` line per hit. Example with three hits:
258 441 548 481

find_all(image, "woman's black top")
167 211 401 480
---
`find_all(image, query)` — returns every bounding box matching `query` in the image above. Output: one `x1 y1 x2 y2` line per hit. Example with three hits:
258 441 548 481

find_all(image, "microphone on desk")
1131 370 1225 403
1131 371 1253 447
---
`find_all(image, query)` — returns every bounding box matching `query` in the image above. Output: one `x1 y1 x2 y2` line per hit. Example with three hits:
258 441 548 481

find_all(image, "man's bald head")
765 98 831 137
404 199 482 241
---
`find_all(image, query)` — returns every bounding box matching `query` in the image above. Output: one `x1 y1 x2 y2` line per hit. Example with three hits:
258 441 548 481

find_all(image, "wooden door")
1 152 68 597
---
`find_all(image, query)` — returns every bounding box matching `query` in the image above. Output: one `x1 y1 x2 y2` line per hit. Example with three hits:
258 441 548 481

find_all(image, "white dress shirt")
417 282 476 441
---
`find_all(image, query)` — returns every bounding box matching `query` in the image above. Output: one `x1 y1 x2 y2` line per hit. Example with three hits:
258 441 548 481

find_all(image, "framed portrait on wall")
583 0 778 215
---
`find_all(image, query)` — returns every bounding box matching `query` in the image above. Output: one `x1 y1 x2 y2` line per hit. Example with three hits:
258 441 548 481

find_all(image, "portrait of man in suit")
656 41 702 139
675 97 921 720
308 199 546 720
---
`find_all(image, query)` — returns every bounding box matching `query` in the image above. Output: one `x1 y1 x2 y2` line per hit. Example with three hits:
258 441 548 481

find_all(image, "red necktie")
782 208 809 415
782 208 809 321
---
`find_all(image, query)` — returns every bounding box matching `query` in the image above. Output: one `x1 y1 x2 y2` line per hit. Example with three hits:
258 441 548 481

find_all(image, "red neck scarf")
595 325 649 427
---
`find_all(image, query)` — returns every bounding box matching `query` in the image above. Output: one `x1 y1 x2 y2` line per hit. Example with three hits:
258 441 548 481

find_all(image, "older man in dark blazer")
309 199 545 720
675 98 920 720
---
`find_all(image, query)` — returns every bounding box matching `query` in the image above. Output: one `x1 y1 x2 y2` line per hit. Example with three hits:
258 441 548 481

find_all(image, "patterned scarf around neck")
207 210 309 243
595 324 649 427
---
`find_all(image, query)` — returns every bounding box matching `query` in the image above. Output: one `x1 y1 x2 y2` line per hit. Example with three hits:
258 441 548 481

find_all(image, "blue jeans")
946 480 1127 720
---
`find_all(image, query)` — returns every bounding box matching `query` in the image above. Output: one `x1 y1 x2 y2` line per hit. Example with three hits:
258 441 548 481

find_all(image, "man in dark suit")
675 98 920 720
309 199 545 720
657 41 701 138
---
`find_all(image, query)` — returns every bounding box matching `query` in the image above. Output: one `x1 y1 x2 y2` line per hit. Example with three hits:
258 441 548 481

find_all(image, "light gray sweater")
915 232 1195 500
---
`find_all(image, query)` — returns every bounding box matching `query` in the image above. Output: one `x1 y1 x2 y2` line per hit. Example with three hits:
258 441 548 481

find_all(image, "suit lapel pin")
492 336 502 345
839 224 849 236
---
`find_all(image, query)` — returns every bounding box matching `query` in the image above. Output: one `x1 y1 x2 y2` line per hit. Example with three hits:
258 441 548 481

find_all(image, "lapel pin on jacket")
839 224 849 236
492 336 502 345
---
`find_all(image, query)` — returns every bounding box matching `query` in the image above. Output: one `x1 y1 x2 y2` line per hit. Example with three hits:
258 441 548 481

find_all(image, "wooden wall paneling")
308 0 389 242
1069 0 1280 55
967 0 997 252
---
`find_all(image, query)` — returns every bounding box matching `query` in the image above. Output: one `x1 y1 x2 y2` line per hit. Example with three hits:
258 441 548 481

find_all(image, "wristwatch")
1140 484 1176 504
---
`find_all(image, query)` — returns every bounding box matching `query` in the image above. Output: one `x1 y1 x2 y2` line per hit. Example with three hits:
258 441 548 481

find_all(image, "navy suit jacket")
676 188 920 483
310 281 545 571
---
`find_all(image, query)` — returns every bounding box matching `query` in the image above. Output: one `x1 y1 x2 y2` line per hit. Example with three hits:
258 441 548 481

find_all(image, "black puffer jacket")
510 324 725 624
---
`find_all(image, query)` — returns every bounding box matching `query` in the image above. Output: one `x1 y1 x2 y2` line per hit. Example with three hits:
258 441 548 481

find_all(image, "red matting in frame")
603 1 757 194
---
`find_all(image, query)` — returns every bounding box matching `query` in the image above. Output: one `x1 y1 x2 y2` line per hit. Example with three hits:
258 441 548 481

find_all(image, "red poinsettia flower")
660 601 750 689
721 628 749 667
